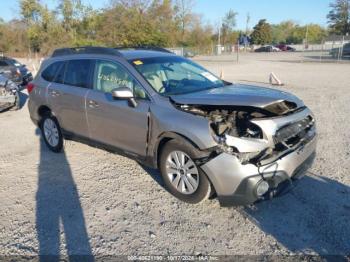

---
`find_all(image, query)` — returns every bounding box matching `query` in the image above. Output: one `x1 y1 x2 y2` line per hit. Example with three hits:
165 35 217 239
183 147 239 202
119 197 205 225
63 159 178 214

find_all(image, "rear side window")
55 62 66 84
42 61 64 82
64 59 92 88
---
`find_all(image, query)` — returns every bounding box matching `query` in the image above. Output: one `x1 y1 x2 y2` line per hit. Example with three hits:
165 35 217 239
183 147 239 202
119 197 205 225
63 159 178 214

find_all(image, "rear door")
46 59 93 138
86 59 150 157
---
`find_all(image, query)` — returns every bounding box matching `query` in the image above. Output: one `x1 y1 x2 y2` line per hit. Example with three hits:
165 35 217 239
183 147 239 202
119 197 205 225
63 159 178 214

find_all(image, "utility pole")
245 13 250 51
245 13 250 35
216 19 222 55
218 19 221 46
305 25 309 48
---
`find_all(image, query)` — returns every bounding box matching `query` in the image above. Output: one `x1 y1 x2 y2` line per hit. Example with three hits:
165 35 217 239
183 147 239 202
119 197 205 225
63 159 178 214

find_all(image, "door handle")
50 90 60 97
88 100 99 108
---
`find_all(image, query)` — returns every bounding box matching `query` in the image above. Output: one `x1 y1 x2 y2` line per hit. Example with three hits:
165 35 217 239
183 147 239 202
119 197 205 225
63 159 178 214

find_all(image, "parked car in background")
0 73 20 112
329 43 350 58
0 56 33 87
275 44 296 52
254 45 280 52
255 46 271 52
28 46 317 206
183 49 196 58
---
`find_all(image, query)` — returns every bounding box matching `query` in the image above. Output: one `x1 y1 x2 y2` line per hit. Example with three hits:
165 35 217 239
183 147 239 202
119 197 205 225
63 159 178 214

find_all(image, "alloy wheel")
43 118 59 147
165 150 199 195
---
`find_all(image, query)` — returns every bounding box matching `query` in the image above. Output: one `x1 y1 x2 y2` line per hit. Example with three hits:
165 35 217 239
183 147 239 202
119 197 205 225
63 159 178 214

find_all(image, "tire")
159 139 211 204
40 114 63 153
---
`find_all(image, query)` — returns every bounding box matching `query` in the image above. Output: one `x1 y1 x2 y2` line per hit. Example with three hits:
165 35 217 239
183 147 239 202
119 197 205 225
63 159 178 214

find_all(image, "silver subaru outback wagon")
28 46 317 206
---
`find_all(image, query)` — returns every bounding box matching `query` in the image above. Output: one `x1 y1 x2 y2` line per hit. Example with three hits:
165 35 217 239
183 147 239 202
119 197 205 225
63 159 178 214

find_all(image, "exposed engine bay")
173 100 315 166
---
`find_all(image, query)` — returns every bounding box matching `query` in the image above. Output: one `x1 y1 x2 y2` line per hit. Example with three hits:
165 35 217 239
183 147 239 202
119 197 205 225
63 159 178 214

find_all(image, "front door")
86 59 150 157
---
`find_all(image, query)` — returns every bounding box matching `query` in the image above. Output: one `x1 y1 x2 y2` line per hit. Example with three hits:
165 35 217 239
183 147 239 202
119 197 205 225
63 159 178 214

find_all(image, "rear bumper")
28 98 40 126
201 133 317 206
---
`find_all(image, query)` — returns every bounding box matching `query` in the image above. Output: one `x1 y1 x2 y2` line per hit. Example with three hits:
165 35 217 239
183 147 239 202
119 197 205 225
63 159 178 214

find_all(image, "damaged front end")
0 74 19 112
172 99 311 166
171 99 317 205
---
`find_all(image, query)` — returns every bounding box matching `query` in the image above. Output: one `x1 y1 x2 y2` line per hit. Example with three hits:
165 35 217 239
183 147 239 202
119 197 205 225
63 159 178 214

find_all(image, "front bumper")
201 133 317 206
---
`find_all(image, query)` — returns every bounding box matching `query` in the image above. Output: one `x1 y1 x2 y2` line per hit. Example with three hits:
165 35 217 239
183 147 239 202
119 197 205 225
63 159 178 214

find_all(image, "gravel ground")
0 52 349 257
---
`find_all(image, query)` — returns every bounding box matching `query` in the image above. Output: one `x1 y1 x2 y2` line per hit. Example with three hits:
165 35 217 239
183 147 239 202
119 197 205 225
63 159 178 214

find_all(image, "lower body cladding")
201 134 317 206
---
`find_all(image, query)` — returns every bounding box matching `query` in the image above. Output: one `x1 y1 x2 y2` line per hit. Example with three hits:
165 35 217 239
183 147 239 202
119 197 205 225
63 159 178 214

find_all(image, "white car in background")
267 45 281 52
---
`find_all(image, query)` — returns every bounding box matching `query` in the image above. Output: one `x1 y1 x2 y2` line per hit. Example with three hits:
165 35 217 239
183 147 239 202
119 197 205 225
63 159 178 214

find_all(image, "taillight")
27 83 35 93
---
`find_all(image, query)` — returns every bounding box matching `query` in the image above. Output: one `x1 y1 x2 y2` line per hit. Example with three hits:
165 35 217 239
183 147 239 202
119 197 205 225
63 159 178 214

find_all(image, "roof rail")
115 46 173 54
51 46 123 57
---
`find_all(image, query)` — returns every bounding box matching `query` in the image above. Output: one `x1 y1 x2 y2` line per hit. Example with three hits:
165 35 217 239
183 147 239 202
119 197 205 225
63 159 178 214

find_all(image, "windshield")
129 56 224 95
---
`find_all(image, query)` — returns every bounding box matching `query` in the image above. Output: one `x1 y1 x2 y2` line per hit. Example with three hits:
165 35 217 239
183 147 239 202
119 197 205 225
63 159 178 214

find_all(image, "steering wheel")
173 78 188 90
158 79 173 93
158 85 166 93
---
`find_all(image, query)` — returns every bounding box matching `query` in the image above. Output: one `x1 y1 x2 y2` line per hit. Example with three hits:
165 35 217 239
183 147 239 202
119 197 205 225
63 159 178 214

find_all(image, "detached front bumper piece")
201 134 317 206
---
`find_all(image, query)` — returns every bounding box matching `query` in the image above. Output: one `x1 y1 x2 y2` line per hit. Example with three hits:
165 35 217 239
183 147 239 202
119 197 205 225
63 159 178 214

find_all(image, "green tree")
0 19 28 54
327 0 350 35
185 15 213 52
19 0 44 52
251 19 272 45
306 24 328 43
20 0 42 24
174 0 195 44
149 0 179 46
221 9 238 45
97 0 171 47
271 20 296 44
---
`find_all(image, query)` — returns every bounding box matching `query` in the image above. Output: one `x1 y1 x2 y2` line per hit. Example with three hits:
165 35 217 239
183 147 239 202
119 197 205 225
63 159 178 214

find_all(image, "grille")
274 116 315 148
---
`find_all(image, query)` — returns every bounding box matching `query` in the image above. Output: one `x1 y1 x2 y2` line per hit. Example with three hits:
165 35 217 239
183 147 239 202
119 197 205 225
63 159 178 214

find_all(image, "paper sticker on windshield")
201 72 219 82
133 60 143 65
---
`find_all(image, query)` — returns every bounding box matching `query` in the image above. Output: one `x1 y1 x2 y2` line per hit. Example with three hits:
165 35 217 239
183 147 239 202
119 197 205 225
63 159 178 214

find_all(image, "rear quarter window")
42 61 64 82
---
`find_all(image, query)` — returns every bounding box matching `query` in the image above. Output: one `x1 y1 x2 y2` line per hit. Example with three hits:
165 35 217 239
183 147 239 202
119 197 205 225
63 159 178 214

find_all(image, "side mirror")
111 87 137 107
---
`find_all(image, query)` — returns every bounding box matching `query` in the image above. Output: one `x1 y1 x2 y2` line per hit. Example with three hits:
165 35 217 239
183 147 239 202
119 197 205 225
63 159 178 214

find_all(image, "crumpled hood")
170 84 304 115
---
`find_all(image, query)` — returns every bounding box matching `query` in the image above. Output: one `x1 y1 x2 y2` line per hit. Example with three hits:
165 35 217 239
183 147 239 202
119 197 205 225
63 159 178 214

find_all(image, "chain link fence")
299 42 350 63
170 35 350 64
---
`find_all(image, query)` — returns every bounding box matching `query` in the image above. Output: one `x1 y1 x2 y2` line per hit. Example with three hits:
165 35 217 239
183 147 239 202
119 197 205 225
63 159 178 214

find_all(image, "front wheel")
40 114 63 153
159 140 211 204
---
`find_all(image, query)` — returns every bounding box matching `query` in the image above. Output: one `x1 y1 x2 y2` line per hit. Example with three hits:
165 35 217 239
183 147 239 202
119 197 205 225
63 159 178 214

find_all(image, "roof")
51 46 175 60
119 50 175 60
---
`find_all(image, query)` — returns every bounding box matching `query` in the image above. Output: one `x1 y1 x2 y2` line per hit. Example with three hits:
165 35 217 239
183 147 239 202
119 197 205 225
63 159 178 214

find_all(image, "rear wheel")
159 140 211 204
40 114 63 153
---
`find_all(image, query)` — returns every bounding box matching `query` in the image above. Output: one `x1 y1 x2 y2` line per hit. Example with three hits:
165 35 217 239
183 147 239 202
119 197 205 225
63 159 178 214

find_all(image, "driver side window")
94 60 147 99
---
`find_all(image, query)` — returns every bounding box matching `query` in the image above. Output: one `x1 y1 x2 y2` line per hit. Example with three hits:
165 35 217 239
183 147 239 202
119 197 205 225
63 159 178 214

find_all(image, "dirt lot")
0 52 349 257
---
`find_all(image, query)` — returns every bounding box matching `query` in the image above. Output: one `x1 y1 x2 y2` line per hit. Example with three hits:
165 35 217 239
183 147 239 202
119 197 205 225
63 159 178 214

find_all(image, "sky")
0 0 331 30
